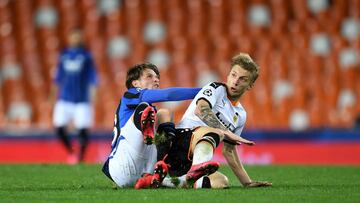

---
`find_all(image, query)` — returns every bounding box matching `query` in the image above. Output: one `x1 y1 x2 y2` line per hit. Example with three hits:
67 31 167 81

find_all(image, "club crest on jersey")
233 115 238 123
233 112 239 123
203 89 213 96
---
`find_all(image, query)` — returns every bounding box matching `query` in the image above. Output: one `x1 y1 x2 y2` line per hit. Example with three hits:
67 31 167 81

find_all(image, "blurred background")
0 0 359 164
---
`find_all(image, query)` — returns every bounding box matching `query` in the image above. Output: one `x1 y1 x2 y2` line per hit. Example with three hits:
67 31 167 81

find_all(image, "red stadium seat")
1 0 360 129
0 96 5 128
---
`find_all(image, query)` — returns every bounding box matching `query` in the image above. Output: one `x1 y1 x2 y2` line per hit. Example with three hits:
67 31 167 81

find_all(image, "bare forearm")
223 145 252 186
229 161 251 185
197 105 228 131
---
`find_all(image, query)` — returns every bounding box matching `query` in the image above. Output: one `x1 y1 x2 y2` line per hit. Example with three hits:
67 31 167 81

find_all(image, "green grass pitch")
0 164 359 203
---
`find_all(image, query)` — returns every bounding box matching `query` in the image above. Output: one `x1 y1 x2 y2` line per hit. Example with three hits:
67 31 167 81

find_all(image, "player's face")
226 65 252 100
68 30 83 47
135 68 160 89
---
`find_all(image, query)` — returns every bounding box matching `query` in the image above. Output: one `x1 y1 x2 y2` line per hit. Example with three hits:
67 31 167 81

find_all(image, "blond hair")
231 53 259 84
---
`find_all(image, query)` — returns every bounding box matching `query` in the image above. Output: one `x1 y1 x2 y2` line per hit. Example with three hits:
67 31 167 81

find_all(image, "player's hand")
222 130 255 146
236 136 255 146
245 181 272 188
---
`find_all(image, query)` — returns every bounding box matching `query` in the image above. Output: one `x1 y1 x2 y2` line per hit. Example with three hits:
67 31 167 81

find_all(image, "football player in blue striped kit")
52 27 97 164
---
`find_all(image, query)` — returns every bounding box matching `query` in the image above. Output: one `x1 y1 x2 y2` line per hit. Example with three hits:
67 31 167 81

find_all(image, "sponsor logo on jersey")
216 112 235 131
64 55 85 72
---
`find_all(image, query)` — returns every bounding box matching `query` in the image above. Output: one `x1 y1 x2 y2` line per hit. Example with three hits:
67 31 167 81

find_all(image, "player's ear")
132 79 140 88
246 83 253 90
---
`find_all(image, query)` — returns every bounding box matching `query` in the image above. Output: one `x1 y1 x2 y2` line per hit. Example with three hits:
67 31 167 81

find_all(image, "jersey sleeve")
196 82 225 109
140 87 201 103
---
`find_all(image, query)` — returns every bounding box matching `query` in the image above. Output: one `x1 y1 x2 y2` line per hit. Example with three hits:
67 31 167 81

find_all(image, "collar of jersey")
230 99 240 106
128 87 143 93
226 94 240 106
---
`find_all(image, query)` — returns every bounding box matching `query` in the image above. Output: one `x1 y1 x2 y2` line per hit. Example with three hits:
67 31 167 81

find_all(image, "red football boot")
134 173 153 189
186 161 220 187
141 106 156 145
150 160 169 188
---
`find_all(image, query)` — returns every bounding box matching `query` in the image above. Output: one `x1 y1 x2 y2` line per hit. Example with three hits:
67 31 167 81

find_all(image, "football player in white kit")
136 53 272 189
102 63 202 188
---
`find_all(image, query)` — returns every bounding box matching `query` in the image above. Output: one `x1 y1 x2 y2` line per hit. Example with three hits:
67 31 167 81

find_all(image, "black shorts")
166 128 193 177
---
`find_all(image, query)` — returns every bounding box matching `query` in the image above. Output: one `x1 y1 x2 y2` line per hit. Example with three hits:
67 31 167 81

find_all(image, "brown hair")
231 53 259 84
125 63 160 89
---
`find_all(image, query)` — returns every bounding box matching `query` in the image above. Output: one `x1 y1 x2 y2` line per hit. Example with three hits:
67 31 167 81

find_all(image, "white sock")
194 176 204 189
192 142 214 165
162 175 187 188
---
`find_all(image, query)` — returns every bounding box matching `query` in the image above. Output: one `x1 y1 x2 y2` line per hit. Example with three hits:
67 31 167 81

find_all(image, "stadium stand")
0 0 359 131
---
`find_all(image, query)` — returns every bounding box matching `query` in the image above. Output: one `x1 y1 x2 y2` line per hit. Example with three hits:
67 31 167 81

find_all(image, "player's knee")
135 102 150 112
196 175 229 189
197 132 220 149
209 174 229 189
212 177 229 189
133 102 150 130
156 108 172 123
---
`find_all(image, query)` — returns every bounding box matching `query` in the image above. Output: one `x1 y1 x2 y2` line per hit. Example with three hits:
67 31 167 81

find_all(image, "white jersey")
177 82 246 136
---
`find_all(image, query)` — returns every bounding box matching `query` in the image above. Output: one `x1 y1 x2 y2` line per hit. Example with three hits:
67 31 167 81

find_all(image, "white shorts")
108 116 157 187
53 100 93 129
108 139 157 187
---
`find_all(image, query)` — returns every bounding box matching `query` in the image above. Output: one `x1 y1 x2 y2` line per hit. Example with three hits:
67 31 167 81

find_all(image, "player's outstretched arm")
223 143 272 188
142 87 201 103
222 143 252 186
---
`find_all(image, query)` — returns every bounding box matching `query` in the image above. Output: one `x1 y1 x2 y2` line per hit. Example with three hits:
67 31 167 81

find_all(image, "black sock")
78 128 89 162
157 122 176 139
202 176 211 188
56 126 73 153
156 122 176 161
156 139 172 161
